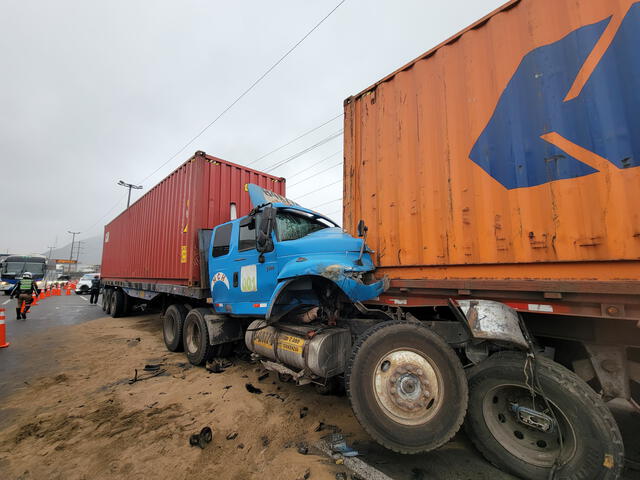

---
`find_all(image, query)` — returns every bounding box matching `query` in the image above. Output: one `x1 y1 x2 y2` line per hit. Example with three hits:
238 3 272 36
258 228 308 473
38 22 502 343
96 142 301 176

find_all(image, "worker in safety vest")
9 272 40 320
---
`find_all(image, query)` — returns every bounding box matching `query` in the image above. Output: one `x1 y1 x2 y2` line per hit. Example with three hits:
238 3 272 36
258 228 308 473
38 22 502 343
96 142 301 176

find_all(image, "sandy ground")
0 317 364 480
0 314 364 480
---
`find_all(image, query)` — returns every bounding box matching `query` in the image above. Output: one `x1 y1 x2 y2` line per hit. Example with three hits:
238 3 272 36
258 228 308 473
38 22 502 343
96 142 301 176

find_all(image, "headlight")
36 281 44 287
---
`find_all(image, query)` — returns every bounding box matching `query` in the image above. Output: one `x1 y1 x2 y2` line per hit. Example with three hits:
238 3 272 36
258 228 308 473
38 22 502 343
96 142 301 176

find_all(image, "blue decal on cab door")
470 3 639 189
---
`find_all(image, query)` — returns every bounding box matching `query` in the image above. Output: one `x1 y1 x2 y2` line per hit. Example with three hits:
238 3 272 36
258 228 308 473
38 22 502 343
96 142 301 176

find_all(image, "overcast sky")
0 0 504 254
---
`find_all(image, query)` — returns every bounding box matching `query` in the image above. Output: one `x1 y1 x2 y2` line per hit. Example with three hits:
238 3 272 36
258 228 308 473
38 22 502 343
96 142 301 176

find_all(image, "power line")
294 178 342 201
247 114 342 167
83 194 127 234
138 0 347 185
289 159 343 187
265 130 343 173
287 150 342 180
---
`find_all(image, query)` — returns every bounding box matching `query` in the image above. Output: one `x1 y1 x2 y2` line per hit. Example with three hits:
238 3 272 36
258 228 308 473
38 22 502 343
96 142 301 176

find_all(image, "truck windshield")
275 210 332 242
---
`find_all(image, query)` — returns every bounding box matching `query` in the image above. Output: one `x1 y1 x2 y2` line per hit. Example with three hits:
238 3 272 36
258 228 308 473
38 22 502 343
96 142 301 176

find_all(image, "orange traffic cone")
46 289 50 297
32 292 38 305
66 288 71 296
20 301 26 315
39 290 45 300
0 308 9 348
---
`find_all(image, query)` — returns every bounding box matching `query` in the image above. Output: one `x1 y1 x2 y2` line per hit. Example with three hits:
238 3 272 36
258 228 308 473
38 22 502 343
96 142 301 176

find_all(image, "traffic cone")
32 292 38 305
39 290 45 300
66 288 71 296
0 308 9 348
20 301 26 315
46 288 50 297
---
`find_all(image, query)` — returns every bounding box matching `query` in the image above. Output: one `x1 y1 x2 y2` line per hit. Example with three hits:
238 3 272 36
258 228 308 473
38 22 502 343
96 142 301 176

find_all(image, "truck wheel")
163 304 187 352
346 321 468 454
103 290 112 314
110 289 125 318
101 291 108 312
464 351 624 479
183 308 215 366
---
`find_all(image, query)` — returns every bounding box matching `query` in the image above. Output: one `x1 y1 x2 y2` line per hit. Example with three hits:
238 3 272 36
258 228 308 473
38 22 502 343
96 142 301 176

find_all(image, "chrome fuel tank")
245 320 351 378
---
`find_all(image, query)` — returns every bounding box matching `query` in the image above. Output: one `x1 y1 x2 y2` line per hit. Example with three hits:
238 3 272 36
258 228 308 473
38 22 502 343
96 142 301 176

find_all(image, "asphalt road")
0 290 105 400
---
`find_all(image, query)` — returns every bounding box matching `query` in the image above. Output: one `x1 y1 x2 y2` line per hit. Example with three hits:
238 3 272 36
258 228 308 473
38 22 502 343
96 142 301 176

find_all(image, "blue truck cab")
207 184 387 319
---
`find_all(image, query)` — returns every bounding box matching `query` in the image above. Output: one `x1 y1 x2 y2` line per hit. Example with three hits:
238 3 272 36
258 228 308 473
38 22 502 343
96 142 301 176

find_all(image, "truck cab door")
209 216 278 316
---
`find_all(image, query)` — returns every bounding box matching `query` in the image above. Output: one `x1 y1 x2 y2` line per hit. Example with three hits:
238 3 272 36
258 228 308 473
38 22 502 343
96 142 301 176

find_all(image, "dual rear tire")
162 306 233 364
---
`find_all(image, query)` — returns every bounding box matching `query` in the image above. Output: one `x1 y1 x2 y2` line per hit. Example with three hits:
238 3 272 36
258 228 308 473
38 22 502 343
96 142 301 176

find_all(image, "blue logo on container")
470 3 639 190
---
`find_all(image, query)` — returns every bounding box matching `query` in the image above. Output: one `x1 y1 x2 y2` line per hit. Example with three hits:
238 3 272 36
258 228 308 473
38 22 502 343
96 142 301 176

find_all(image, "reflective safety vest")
19 278 33 291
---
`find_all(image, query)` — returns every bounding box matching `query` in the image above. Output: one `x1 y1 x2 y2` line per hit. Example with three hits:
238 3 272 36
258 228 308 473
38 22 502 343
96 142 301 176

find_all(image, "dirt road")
0 305 513 480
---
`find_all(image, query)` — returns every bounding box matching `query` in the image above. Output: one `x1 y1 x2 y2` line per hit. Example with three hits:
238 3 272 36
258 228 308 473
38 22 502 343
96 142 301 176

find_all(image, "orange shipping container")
344 0 640 284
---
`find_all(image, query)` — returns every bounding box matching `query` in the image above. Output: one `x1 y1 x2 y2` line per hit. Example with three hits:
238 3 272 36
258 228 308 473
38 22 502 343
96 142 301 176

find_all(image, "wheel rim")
164 314 175 343
186 320 200 354
482 384 577 467
372 349 442 426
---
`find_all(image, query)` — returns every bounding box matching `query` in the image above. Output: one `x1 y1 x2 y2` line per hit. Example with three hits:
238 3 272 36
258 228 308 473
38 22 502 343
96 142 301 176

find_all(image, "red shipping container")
101 151 285 287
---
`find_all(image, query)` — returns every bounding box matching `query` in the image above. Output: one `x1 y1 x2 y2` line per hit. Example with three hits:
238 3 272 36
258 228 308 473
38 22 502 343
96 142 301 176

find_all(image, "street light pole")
67 231 80 274
118 180 143 208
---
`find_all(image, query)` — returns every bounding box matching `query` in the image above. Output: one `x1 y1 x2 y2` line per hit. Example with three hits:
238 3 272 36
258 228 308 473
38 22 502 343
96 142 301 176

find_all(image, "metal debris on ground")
206 358 233 373
257 372 270 381
245 383 262 394
335 473 347 480
189 426 213 449
226 432 238 440
128 366 166 384
299 406 309 418
328 434 359 457
297 442 309 455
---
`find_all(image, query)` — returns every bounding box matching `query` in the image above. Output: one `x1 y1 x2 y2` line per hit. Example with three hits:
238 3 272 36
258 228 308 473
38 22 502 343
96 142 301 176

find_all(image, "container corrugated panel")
102 151 285 286
344 0 640 281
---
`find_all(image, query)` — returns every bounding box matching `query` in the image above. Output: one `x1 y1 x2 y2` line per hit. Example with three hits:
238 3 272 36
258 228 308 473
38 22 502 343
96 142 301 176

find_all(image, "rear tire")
182 308 215 366
109 289 125 318
464 351 624 479
103 289 112 314
163 304 187 352
346 321 468 454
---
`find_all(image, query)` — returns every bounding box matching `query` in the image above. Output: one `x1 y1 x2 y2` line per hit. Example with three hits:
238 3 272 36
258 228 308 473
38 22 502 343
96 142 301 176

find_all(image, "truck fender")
203 313 244 346
454 299 528 349
276 257 388 304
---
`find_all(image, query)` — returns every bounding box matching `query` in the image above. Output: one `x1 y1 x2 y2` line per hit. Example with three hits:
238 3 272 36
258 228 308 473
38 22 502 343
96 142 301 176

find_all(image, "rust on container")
101 151 285 286
344 0 640 283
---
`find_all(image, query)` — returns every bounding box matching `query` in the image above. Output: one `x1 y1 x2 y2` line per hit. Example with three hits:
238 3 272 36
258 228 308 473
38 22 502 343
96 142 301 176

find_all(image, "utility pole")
118 180 143 208
67 231 80 274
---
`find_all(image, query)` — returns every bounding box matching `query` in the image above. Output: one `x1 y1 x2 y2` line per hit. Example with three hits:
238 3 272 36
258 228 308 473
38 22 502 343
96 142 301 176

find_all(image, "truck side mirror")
239 216 255 229
256 206 276 255
357 219 368 237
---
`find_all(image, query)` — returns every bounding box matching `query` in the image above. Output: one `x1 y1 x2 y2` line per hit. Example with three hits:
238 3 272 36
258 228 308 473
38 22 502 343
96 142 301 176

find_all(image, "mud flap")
203 314 244 346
